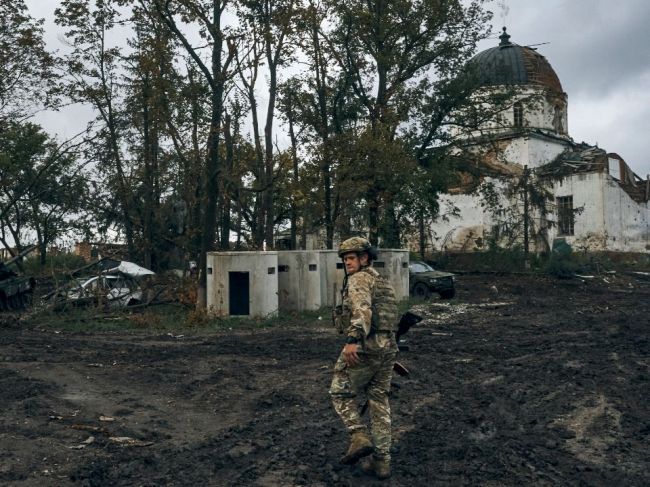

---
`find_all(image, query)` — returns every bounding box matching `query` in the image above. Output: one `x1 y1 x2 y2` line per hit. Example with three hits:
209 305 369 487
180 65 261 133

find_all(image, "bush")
543 255 579 278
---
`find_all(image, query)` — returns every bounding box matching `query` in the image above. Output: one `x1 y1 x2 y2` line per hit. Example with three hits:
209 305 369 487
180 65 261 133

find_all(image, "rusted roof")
470 28 563 93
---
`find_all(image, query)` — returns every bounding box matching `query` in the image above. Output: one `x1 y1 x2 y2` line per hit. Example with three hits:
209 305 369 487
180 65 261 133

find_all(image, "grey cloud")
494 0 650 96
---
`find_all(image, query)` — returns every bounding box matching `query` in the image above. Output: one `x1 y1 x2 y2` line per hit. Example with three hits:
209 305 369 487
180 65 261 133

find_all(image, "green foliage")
4 0 504 296
542 254 579 279
0 121 90 261
23 253 87 278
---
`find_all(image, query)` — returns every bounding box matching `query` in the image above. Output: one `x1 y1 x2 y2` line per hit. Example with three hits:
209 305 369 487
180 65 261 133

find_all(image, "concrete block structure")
318 250 345 307
277 251 322 312
318 249 410 306
206 251 278 318
372 249 410 301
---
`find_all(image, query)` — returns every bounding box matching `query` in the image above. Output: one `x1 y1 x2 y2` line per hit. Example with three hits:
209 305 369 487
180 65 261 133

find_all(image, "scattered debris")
629 271 650 281
69 436 95 450
70 424 109 435
108 437 153 447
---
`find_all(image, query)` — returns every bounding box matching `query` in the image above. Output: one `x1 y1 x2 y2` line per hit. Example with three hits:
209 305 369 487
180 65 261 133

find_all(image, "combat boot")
359 455 391 480
340 430 373 465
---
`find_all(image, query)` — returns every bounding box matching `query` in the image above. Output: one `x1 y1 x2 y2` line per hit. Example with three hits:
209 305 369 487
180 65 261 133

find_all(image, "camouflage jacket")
340 266 398 353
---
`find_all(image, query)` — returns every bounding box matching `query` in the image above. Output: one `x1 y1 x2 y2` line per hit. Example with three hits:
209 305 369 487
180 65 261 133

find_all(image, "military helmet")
338 237 372 257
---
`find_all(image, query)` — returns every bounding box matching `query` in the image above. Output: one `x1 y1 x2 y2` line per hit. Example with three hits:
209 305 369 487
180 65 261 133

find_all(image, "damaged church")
432 28 650 253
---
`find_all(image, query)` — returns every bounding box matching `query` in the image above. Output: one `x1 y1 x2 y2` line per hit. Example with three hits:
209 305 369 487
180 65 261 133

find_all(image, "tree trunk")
263 60 278 249
220 113 233 250
286 96 299 250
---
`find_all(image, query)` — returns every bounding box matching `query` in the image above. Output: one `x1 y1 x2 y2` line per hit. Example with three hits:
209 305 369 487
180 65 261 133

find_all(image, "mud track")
1 275 649 486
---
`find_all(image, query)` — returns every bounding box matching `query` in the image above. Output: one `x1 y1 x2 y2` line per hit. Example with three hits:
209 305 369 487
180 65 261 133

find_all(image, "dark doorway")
229 272 250 315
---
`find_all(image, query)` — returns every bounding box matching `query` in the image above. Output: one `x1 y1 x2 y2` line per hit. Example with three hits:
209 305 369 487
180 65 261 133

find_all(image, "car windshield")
409 262 434 273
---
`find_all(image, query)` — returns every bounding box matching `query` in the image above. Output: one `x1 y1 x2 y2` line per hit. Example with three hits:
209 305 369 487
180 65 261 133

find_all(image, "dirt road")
1 274 648 486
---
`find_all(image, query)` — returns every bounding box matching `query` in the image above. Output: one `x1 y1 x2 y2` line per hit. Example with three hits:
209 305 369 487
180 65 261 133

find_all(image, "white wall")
451 86 569 140
431 181 509 251
602 178 650 251
206 252 279 318
548 172 649 252
372 250 410 301
527 138 567 168
277 251 322 311
549 172 606 249
319 250 345 307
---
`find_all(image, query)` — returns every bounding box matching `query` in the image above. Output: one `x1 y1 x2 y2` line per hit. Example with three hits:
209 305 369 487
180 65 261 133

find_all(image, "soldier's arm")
346 272 374 341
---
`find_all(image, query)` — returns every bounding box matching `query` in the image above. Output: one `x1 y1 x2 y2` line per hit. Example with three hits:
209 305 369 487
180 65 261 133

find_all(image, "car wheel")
439 289 455 299
413 283 431 300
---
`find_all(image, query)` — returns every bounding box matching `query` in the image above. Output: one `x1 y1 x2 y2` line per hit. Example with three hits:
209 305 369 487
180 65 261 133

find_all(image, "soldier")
330 237 398 480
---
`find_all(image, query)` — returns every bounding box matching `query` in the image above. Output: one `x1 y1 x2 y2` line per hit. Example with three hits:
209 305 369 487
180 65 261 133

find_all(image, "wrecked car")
409 261 455 299
46 259 154 310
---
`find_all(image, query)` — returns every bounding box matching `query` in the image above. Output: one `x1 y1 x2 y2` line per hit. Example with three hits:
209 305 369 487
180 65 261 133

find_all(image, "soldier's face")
342 252 368 274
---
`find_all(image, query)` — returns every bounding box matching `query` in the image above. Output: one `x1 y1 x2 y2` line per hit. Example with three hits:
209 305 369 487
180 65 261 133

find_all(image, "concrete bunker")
277 251 322 311
372 249 410 301
318 248 410 306
206 251 278 318
318 250 345 307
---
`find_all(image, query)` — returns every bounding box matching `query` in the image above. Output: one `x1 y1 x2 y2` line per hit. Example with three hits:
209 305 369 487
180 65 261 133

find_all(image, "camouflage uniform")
330 265 398 461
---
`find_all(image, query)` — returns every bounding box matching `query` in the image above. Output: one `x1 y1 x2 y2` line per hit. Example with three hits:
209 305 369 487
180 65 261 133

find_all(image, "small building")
277 251 322 312
206 251 278 318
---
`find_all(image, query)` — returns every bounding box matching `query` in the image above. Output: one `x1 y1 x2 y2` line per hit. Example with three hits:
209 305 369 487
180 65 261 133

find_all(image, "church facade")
431 28 650 253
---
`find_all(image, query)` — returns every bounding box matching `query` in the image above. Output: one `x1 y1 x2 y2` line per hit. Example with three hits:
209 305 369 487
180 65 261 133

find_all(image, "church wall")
551 173 607 250
527 138 567 168
500 136 567 168
502 137 528 164
549 172 650 252
431 180 510 251
602 177 650 252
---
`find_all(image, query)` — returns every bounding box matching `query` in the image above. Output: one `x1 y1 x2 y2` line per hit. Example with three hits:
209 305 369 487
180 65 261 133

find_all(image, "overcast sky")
27 0 650 178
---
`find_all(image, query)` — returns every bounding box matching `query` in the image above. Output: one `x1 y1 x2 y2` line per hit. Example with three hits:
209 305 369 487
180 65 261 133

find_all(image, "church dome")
470 28 563 93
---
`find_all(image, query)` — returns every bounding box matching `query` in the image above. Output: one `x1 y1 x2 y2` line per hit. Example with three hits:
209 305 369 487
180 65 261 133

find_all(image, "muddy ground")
1 273 649 486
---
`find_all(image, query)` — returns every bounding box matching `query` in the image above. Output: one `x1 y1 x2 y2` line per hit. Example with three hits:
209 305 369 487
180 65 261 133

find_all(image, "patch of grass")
25 303 334 334
28 303 191 333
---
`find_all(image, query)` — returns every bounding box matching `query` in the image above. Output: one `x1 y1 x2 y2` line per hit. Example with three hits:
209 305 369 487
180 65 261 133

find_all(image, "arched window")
513 101 523 128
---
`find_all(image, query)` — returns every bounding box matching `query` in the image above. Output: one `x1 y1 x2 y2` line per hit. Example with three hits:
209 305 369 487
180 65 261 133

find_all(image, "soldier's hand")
343 343 360 366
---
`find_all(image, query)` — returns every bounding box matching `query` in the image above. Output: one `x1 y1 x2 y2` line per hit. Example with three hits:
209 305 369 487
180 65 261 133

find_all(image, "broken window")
513 101 523 128
557 196 574 236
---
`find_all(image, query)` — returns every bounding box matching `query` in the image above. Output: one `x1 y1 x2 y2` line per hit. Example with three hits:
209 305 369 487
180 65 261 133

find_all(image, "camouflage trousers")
329 350 397 459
